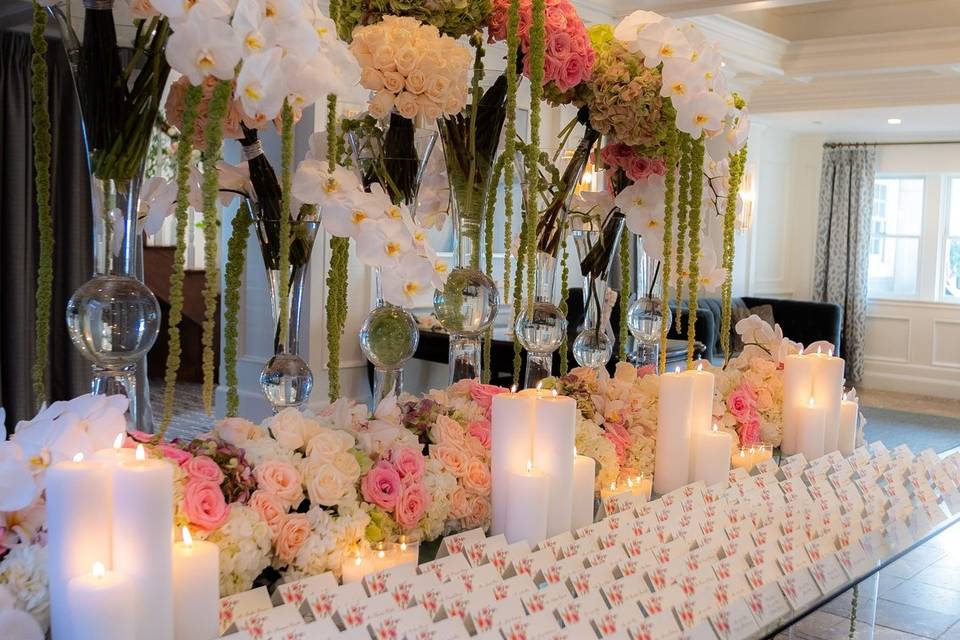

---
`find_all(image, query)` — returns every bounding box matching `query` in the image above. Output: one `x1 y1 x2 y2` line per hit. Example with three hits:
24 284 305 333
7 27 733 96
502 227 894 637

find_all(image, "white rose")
306 428 349 460
424 75 450 102
394 91 419 120
382 71 405 95
368 90 395 119
306 463 351 506
394 46 419 76
372 44 397 72
332 451 361 482
268 408 310 450
405 69 427 95
360 67 386 91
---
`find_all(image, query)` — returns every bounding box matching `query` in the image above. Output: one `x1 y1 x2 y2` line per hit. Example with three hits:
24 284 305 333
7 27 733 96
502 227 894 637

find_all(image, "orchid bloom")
613 10 664 46
355 219 413 268
634 20 692 69
166 17 242 85
675 92 729 139
380 254 436 307
236 47 286 122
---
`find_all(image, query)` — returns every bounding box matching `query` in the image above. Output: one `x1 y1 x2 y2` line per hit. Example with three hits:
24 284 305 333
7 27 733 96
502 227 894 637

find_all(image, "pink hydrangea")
489 0 595 93
361 461 402 511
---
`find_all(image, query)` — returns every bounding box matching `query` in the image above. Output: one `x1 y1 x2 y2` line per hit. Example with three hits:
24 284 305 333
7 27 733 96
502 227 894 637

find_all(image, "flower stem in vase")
572 210 625 370
77 1 123 158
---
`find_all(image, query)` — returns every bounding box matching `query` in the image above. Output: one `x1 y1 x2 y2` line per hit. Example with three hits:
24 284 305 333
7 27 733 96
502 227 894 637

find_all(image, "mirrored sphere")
360 304 419 369
627 296 670 344
260 353 314 410
433 267 499 336
66 275 160 367
572 327 614 369
515 302 566 354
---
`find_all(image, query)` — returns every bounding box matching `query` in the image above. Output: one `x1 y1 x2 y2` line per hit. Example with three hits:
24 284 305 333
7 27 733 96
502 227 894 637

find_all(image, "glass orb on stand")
515 301 566 389
260 354 313 410
627 296 672 368
434 267 499 384
360 303 419 403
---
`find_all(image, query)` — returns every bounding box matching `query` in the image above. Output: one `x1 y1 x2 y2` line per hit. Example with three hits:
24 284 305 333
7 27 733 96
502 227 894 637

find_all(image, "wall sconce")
736 165 755 232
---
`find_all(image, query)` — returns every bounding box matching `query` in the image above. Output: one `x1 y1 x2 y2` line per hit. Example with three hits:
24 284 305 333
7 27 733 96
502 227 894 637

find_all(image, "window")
868 178 923 296
867 174 960 303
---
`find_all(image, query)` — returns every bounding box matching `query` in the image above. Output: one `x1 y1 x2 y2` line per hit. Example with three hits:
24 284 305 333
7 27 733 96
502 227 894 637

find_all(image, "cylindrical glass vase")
627 236 671 370
515 253 566 389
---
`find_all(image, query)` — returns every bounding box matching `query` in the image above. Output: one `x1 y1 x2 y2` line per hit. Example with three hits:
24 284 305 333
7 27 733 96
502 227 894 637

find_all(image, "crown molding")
691 16 789 78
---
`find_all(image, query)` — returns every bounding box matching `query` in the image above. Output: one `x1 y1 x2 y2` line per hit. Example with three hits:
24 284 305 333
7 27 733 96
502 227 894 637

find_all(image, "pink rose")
276 514 311 563
395 482 431 529
158 444 193 466
430 444 467 477
390 447 425 481
183 480 230 531
361 461 402 510
253 461 304 509
463 494 491 529
738 418 761 448
556 53 585 91
467 420 491 449
626 157 652 182
726 383 757 423
604 422 631 465
449 487 470 519
183 455 224 484
462 459 492 496
431 415 466 447
469 383 507 411
636 364 657 378
250 490 288 537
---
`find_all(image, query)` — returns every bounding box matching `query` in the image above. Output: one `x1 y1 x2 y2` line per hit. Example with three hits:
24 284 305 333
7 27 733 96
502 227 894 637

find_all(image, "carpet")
861 406 960 454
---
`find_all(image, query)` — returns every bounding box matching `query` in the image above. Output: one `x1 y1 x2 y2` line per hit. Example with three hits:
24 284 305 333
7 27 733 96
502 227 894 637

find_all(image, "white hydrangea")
0 544 49 633
202 505 272 596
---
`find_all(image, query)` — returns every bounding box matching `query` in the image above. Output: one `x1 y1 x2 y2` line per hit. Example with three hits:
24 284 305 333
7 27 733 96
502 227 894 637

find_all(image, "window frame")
939 175 960 304
867 174 926 301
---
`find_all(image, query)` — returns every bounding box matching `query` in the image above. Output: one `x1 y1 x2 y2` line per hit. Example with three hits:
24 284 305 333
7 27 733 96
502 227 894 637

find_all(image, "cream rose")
429 444 466 478
431 415 465 447
217 417 260 447
369 90 395 119
395 91 419 120
405 69 427 95
276 514 312 563
372 45 397 72
305 463 350 506
394 46 419 76
381 71 405 95
360 67 386 92
461 458 491 496
332 451 361 481
253 460 303 508
306 428 352 461
416 96 442 121
269 408 310 450
249 490 288 537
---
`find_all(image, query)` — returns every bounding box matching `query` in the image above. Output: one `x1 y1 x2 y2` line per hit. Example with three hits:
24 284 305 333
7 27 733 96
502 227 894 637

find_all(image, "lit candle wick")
808 397 815 408
181 526 193 548
354 555 362 566
135 444 146 461
711 423 718 433
73 452 84 463
526 460 533 475
92 561 105 579
112 432 125 450
697 361 703 372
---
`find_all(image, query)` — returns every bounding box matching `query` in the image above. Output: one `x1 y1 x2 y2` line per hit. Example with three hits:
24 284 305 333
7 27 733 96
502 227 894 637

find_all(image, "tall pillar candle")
67 561 135 640
113 445 174 640
682 363 715 475
838 393 859 456
47 454 112 640
796 397 827 461
504 462 550 545
491 391 536 535
173 528 219 640
531 391 577 537
781 354 817 455
654 369 696 495
572 452 597 530
692 425 733 487
809 349 845 453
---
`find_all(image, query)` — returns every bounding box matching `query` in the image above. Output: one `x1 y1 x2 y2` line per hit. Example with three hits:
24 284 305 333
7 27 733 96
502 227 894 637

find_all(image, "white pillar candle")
796 397 827 462
632 474 652 502
782 353 817 455
504 461 550 546
491 390 536 535
91 432 135 466
809 349 845 453
113 445 174 640
173 527 219 640
67 561 135 640
531 390 577 537
47 453 112 640
395 536 420 567
654 369 696 495
693 425 733 487
681 363 715 433
341 548 373 584
572 452 596 531
838 393 859 457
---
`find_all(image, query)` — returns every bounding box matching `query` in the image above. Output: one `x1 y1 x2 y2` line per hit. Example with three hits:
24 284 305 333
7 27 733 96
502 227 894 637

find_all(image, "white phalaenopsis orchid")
236 48 286 121
166 17 242 85
612 10 664 47
355 219 413 268
675 91 729 138
151 0 233 23
380 254 437 307
633 20 692 69
696 246 727 292
615 176 666 237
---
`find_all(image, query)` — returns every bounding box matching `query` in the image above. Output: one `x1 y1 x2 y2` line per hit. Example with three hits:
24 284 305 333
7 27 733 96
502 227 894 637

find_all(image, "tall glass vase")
572 212 625 370
515 253 566 389
348 113 436 403
66 175 161 427
253 206 320 412
627 236 671 369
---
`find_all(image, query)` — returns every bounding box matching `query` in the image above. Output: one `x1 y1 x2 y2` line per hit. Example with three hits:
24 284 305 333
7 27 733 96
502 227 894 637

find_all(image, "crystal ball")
572 327 614 369
360 304 419 369
627 296 669 344
259 353 314 410
433 267 499 336
515 302 567 355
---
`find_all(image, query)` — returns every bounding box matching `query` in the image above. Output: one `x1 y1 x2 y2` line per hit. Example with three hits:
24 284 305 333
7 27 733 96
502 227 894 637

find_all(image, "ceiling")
580 0 960 135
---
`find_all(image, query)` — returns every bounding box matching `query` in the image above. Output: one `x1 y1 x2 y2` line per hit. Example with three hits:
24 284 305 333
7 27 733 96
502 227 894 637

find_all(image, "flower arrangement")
350 16 473 121
337 0 492 40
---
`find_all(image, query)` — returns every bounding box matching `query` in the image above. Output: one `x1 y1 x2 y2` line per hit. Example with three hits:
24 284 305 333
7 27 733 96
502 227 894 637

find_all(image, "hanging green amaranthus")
720 145 747 363
512 211 529 387
685 137 706 366
223 202 252 417
618 229 630 362
524 0 546 316
277 102 295 348
658 127 679 374
200 80 232 415
30 1 52 409
159 84 201 437
674 133 692 334
505 0 523 386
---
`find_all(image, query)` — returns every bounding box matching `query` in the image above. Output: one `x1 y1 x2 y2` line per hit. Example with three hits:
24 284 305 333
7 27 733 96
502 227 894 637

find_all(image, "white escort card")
436 528 486 559
369 607 433 640
521 583 572 615
419 553 472 583
498 610 559 640
777 569 822 609
744 582 792 626
709 599 760 640
220 587 274 635
306 581 366 622
236 603 304 639
276 572 338 607
406 617 470 640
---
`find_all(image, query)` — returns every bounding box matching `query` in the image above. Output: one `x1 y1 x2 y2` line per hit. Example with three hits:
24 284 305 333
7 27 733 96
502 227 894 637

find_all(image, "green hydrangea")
338 0 491 40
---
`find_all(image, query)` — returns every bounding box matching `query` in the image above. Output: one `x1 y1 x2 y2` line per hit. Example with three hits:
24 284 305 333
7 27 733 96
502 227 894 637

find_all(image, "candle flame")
712 423 718 432
842 391 848 401
182 526 193 547
739 448 746 458
674 366 681 374
536 381 543 391
511 384 518 394
552 388 558 398
526 460 533 474
378 550 386 559
354 555 362 566
113 432 125 450
135 444 146 461
574 447 578 456
808 397 816 407
828 347 834 357
92 561 105 579
73 452 84 462
627 478 634 488
610 482 616 491
697 362 703 372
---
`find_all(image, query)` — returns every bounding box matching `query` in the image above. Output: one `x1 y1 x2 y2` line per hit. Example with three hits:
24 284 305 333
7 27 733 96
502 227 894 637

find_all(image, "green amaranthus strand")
223 202 252 417
278 102 294 348
685 137 706 366
30 1 52 408
505 0 522 385
511 213 529 387
323 94 349 402
159 84 202 437
559 235 570 376
482 154 507 384
658 127 679 374
199 80 232 415
720 145 747 363
674 134 692 334
618 230 630 362
524 0 546 316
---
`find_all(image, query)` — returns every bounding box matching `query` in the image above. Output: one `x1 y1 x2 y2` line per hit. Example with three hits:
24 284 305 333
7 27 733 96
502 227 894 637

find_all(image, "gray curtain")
1 30 92 431
812 144 877 385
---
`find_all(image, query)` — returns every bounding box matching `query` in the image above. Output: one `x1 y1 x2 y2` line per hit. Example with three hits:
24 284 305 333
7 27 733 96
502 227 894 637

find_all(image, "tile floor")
778 524 960 640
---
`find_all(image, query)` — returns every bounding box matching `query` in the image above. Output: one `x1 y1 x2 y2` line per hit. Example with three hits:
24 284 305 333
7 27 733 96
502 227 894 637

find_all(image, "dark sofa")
669 296 843 362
